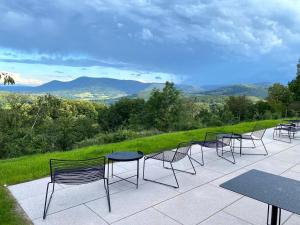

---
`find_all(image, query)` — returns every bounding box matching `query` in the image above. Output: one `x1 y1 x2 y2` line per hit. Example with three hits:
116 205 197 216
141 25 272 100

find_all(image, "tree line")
0 61 300 158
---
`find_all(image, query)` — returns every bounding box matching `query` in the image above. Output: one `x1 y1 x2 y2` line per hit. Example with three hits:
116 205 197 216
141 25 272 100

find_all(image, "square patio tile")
8 177 63 201
154 184 241 225
19 181 118 220
85 181 179 223
244 157 295 175
271 150 300 164
284 214 300 225
199 211 251 225
158 167 223 193
112 208 180 225
204 157 252 175
210 168 250 187
33 205 107 225
224 197 292 225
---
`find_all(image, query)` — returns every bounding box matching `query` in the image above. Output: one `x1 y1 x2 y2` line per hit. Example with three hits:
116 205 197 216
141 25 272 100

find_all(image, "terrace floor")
9 128 300 225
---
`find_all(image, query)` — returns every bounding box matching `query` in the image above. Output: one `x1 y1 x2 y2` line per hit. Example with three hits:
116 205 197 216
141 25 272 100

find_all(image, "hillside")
199 83 270 98
0 77 271 101
0 77 155 101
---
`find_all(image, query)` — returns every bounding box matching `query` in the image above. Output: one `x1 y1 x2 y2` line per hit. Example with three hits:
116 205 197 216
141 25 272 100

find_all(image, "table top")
220 169 300 215
218 133 241 139
106 151 144 162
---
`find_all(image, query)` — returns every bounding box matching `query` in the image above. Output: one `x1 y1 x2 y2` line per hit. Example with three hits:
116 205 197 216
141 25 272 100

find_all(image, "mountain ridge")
0 76 271 101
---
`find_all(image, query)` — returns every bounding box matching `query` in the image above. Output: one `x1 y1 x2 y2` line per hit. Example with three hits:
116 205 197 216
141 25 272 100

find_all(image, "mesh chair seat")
145 151 186 162
143 142 195 188
192 140 230 148
240 134 253 140
54 166 105 185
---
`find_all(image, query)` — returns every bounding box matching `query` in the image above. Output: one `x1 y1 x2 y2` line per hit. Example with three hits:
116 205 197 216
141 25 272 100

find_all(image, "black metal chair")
273 123 297 143
143 142 196 188
43 157 111 219
234 124 268 155
191 132 235 165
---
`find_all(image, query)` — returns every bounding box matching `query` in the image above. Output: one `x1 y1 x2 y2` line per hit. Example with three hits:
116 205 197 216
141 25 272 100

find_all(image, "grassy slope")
0 119 282 224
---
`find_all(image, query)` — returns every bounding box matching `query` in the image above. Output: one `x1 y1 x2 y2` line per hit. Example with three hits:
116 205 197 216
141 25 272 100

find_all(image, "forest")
0 72 299 159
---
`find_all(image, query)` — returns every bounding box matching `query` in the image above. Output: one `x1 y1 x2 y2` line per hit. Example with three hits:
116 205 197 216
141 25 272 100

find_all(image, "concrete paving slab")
112 208 181 225
154 184 241 225
86 181 179 223
198 211 251 225
224 197 292 225
33 205 108 225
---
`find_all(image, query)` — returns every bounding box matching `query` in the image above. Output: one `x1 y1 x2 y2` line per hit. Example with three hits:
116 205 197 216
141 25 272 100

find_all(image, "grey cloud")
0 0 299 85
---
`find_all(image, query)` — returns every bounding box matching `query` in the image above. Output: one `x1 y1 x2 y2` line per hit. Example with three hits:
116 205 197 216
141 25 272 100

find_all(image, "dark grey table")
286 119 300 127
106 151 144 189
220 169 300 225
218 133 242 155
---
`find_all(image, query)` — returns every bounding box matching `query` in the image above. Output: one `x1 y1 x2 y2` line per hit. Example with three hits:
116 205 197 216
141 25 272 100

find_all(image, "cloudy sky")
0 0 300 86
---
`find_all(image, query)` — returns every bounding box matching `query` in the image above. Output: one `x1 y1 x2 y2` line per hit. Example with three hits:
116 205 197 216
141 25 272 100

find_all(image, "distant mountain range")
0 76 271 101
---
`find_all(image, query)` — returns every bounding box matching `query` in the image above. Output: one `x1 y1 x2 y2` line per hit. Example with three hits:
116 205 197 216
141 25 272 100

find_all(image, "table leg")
111 160 114 178
240 138 242 156
136 160 139 189
270 205 279 225
107 159 110 185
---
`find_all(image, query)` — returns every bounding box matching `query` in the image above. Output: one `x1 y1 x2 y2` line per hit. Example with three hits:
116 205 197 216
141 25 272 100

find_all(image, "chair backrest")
50 157 106 185
201 132 232 147
251 124 266 139
204 132 220 147
217 133 233 146
172 142 192 162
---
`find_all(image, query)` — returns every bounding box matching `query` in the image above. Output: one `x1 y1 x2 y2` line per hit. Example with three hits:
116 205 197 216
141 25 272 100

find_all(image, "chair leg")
143 158 146 179
273 129 293 143
261 139 268 155
143 159 179 188
216 145 235 164
189 145 204 166
103 178 111 212
188 156 197 175
170 163 179 188
43 182 55 220
164 157 197 175
252 139 256 148
241 138 268 156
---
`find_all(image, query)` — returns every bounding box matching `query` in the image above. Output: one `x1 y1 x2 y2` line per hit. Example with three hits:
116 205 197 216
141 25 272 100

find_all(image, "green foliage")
203 83 269 98
0 94 101 158
225 96 254 121
0 80 295 159
0 72 15 85
288 60 300 101
74 129 161 148
144 82 182 131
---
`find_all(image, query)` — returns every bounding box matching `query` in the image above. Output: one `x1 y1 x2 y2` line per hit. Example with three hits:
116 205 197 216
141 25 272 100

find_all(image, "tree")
145 82 181 131
267 83 293 117
225 96 254 121
0 72 15 85
288 59 300 100
104 98 145 131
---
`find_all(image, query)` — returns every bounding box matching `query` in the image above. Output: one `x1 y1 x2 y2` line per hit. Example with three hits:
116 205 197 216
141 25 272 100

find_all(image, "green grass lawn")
0 119 282 224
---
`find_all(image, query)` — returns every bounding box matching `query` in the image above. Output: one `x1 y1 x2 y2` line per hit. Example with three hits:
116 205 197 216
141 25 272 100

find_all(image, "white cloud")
140 28 154 40
7 72 43 86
